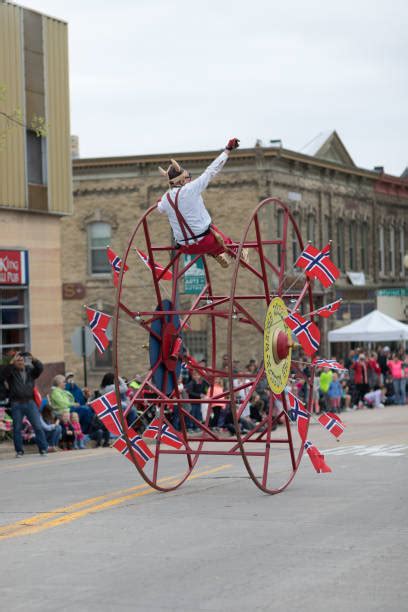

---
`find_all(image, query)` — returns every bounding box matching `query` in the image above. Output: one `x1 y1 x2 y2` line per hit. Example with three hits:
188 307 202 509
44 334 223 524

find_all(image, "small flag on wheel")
113 428 154 467
304 440 332 473
284 312 320 356
144 417 183 449
135 248 173 281
318 413 345 439
89 390 123 436
295 243 340 288
107 247 129 287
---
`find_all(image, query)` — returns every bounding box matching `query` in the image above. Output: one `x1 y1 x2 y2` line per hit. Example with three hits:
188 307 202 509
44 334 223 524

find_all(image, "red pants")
179 224 233 257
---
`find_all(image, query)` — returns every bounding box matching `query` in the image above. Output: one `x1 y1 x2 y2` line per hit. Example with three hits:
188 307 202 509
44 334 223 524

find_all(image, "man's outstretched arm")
186 137 240 195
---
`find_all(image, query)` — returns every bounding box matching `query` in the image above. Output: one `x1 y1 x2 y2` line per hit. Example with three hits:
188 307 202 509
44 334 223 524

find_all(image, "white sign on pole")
71 326 95 357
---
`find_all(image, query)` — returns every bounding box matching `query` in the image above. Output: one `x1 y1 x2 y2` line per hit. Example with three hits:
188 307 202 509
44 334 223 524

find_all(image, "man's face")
13 354 25 370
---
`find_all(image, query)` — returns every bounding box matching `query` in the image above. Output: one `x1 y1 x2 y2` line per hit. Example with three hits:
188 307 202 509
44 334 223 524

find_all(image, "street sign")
183 255 206 294
71 326 95 357
377 288 408 297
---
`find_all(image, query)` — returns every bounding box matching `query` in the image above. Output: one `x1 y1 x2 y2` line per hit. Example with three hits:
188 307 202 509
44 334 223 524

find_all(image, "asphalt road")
0 405 407 612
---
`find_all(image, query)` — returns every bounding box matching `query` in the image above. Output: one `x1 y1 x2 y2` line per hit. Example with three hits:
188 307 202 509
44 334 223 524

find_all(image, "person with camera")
0 351 48 457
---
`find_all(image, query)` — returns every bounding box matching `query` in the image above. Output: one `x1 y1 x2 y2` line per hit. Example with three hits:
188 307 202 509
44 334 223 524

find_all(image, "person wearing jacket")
0 351 48 457
50 374 93 434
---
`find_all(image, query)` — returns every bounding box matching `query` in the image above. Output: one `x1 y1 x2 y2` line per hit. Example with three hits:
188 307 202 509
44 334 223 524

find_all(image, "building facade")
0 2 72 389
65 132 408 387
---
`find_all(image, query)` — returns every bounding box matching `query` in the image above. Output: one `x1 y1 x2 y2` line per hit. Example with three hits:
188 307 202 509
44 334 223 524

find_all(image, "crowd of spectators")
0 344 406 457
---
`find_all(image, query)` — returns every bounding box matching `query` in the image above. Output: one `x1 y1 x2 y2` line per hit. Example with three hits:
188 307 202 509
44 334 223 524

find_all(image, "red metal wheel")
227 197 315 494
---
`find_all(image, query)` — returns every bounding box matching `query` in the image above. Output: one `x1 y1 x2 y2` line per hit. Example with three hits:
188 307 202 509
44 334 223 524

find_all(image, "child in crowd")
70 412 85 449
363 387 386 409
60 410 75 450
327 372 343 413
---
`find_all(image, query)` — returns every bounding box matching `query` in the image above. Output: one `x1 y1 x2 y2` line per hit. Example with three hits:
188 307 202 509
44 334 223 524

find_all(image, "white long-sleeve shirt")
157 151 229 244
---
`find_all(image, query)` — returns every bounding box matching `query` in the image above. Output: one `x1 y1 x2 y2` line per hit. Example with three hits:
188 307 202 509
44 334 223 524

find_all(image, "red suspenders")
166 190 198 244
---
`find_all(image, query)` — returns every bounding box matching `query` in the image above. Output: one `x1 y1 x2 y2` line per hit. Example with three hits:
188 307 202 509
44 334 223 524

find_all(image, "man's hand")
226 137 240 151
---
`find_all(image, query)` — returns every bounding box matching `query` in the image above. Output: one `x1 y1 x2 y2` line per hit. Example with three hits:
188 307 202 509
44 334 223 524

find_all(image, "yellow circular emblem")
263 297 292 394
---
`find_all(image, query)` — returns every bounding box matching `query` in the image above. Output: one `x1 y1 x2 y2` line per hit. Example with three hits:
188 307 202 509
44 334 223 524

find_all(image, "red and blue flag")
315 299 342 318
287 392 309 442
313 358 346 371
89 390 123 436
144 417 183 449
107 247 129 287
113 428 154 467
284 312 320 356
135 248 173 281
304 440 332 473
85 307 111 354
295 243 340 288
318 412 345 439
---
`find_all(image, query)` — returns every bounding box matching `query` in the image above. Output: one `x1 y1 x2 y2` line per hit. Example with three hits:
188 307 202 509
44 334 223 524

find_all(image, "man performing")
157 137 248 268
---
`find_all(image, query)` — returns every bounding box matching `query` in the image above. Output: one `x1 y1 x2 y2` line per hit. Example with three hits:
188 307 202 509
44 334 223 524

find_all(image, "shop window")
0 288 29 360
88 222 111 275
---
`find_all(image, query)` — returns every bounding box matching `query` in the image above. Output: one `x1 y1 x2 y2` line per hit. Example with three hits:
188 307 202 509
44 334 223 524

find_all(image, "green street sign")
376 288 408 297
183 255 206 294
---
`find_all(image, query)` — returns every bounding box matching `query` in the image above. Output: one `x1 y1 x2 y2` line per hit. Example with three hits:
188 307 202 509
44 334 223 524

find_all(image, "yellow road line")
1 449 109 471
0 464 232 540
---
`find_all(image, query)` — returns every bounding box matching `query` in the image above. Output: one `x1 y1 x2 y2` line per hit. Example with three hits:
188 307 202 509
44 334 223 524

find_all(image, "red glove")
226 137 240 151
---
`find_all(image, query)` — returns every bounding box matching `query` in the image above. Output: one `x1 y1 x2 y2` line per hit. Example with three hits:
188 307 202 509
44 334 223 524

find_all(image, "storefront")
0 249 30 360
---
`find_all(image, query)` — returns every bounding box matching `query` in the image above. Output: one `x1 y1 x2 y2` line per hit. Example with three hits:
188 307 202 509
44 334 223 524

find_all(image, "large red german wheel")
113 197 315 494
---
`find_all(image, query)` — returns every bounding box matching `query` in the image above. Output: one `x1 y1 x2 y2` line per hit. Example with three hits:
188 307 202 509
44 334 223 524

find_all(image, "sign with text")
183 255 206 294
0 250 29 285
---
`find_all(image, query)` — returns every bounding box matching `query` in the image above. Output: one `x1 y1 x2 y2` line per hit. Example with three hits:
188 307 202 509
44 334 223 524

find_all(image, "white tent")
328 309 408 343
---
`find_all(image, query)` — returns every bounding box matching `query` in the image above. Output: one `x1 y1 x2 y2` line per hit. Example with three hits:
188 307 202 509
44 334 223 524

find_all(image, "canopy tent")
328 309 408 343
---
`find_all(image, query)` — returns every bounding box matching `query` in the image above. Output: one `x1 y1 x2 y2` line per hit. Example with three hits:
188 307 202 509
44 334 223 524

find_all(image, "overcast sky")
20 0 408 175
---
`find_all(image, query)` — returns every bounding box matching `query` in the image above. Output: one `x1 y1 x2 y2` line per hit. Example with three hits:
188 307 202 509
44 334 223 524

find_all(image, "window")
348 222 356 270
292 212 300 264
400 226 406 277
0 288 29 360
389 226 395 276
378 225 385 275
360 222 368 272
183 330 207 361
337 219 345 272
277 209 284 266
323 215 330 246
26 130 46 185
88 222 111 274
307 214 315 244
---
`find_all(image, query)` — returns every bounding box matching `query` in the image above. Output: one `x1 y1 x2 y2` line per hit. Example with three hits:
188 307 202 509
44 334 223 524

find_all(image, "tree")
0 84 47 150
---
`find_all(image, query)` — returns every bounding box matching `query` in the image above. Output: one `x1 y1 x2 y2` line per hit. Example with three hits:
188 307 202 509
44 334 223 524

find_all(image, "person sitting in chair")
157 137 249 268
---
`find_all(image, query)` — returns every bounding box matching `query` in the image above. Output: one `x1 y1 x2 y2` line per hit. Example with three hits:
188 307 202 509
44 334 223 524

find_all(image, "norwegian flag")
287 392 309 442
295 243 340 288
313 358 346 371
113 427 154 467
85 307 111 354
143 417 183 449
135 248 173 281
107 247 129 287
89 390 123 436
304 440 332 473
318 412 345 439
284 312 320 356
315 299 342 319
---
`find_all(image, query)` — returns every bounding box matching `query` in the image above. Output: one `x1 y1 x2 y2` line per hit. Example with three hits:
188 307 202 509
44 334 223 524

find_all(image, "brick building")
64 132 408 387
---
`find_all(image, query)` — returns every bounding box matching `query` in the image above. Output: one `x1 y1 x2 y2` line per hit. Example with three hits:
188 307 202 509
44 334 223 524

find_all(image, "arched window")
349 222 356 270
88 222 111 275
378 225 385 275
277 209 284 266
